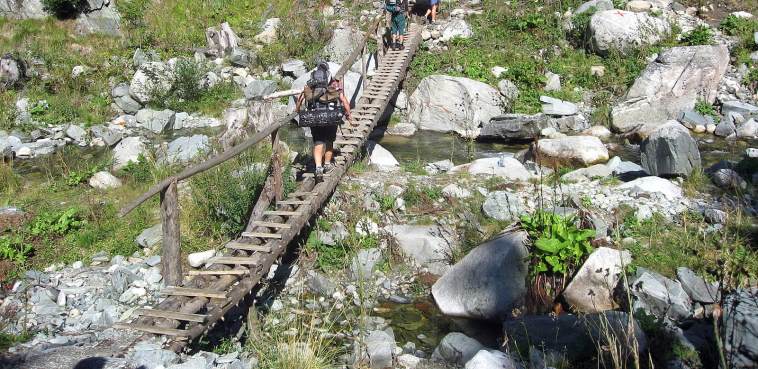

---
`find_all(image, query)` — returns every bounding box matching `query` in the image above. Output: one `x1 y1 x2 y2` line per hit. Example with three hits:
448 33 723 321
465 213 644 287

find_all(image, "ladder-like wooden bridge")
113 19 423 352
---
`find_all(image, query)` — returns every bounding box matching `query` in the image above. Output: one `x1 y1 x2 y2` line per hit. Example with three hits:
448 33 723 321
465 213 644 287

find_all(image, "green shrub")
120 154 153 182
680 25 713 46
568 7 595 47
520 210 595 277
694 99 719 120
116 0 151 28
720 15 758 63
0 236 33 263
41 0 87 18
28 208 86 237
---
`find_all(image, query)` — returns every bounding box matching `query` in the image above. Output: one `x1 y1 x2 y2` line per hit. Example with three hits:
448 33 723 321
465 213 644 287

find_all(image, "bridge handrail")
118 15 384 218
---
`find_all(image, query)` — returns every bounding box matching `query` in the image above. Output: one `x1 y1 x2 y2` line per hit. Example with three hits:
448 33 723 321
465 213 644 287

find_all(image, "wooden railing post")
271 128 283 202
160 180 182 286
361 45 367 90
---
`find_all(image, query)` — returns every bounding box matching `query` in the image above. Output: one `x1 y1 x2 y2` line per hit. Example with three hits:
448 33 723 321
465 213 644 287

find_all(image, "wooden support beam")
209 256 262 265
226 243 273 252
241 232 283 239
271 128 283 202
161 287 227 299
137 309 207 323
160 180 182 286
276 200 310 206
251 221 291 229
264 210 302 216
113 323 191 337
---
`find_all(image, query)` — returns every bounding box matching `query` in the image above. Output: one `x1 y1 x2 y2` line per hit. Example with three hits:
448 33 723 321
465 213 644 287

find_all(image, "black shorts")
311 125 337 145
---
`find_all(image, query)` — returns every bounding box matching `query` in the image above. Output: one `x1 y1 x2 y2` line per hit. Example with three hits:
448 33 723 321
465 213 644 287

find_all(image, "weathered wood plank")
188 269 250 276
251 221 292 229
225 242 273 252
160 181 182 286
137 309 207 323
161 287 226 299
113 323 190 337
241 232 283 239
209 256 262 265
263 210 302 216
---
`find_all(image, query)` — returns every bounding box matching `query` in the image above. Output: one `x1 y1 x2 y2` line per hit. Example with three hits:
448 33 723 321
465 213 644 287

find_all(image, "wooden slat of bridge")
114 22 423 352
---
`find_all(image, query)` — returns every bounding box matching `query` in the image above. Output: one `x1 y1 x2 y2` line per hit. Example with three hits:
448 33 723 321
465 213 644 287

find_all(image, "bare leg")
432 4 437 22
324 142 334 164
313 143 324 168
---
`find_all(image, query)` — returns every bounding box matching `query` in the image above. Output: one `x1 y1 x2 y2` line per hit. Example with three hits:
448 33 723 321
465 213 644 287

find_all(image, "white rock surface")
367 142 400 170
452 157 532 182
564 247 632 313
112 137 147 170
536 136 609 166
616 176 683 201
130 62 174 104
188 250 216 268
589 10 671 55
89 171 122 190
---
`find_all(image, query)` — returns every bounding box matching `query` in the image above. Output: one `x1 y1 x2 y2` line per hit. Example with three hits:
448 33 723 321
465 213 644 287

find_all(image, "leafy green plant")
694 99 719 121
28 208 85 237
65 165 101 186
568 7 595 47
680 25 713 46
120 154 153 182
520 210 595 276
0 236 33 263
376 194 396 212
401 159 427 175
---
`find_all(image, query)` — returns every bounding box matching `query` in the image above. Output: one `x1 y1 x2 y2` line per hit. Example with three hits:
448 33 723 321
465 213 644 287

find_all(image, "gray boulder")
364 330 395 369
541 96 578 116
678 110 711 129
440 18 473 42
306 271 336 296
75 0 122 36
722 100 758 117
465 350 520 369
431 332 484 366
0 0 45 19
612 45 729 133
589 10 671 55
90 125 123 146
563 247 632 313
723 289 758 368
135 109 176 133
385 224 455 275
503 311 646 363
132 342 178 369
631 269 692 321
112 136 146 170
431 232 529 320
115 95 142 115
65 124 87 142
714 120 737 137
89 171 122 190
640 122 701 177
229 47 253 67
482 191 525 221
408 75 505 138
130 62 174 104
135 224 162 248
322 25 364 62
350 248 382 279
0 54 25 90
675 267 719 304
711 168 746 190
575 0 614 15
737 119 758 138
281 59 307 78
133 48 160 68
497 79 519 102
160 135 210 164
481 114 551 141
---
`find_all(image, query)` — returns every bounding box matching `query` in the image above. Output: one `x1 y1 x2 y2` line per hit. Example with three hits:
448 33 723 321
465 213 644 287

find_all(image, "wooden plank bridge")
112 19 423 352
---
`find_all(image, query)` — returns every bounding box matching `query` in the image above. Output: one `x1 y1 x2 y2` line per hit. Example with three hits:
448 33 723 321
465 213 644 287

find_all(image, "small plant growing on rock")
680 25 713 46
694 99 719 121
520 210 595 276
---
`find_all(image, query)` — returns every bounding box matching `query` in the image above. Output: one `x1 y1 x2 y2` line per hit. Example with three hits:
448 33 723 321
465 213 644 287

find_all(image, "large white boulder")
129 62 174 104
612 45 730 133
159 135 210 164
616 176 683 201
563 247 632 313
254 18 281 45
89 171 122 190
465 350 520 369
367 142 399 171
408 75 505 138
451 156 532 182
535 136 609 166
589 10 671 55
112 137 147 170
432 232 529 320
385 224 454 276
322 24 363 62
440 19 473 42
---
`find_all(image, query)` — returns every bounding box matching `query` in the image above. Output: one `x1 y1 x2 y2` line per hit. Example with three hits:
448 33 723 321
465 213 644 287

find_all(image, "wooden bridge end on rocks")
112 17 423 352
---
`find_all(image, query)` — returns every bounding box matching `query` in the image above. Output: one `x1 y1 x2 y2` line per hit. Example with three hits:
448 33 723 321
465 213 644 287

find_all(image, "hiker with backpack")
424 0 438 24
386 0 407 50
295 62 353 178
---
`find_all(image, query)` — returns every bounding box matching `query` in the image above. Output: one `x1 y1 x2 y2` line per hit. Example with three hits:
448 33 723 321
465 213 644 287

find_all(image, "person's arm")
295 93 304 112
340 93 353 123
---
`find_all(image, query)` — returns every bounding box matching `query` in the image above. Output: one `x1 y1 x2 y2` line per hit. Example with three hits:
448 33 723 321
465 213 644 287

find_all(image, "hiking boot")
397 43 405 50
315 166 324 179
323 162 335 174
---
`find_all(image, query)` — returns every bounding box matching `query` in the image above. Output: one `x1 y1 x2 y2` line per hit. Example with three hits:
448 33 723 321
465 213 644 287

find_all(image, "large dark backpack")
386 0 400 14
299 64 344 127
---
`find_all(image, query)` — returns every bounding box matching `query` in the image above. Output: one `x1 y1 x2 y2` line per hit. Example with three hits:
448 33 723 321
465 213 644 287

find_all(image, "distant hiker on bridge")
423 0 438 24
296 62 353 179
386 0 407 50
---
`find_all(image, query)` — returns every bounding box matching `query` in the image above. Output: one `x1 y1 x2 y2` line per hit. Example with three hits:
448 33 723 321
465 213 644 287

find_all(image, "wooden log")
161 180 182 287
225 243 273 252
271 129 283 202
137 309 207 323
250 221 291 229
113 323 190 337
209 256 262 265
188 269 249 276
241 232 283 239
161 287 227 299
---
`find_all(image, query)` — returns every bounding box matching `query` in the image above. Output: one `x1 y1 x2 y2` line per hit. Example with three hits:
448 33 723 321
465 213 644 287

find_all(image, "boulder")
541 96 578 116
254 18 281 45
640 122 701 177
385 225 454 276
132 48 160 68
0 54 25 90
675 267 719 304
722 100 758 117
132 342 178 369
229 48 253 67
0 0 45 19
442 183 471 199
589 10 670 55
575 0 614 15
135 224 162 248
481 114 551 141
452 156 532 182
306 271 336 296
367 142 399 170
503 312 646 363
135 109 176 133
497 79 519 102
431 333 485 365
440 19 473 42
678 110 710 129
737 119 758 138
114 94 142 115
563 247 632 313
129 62 174 104
535 136 609 166
611 45 729 133
482 191 525 222
432 232 529 320
188 250 215 268
281 59 307 78
408 75 505 138
351 248 382 279
323 24 364 62
65 124 87 142
160 135 210 164
205 22 239 57
386 123 416 136
88 171 122 190
714 120 736 137
723 289 758 368
76 0 122 36
711 168 746 190
616 176 682 200
90 125 123 146
631 269 692 321
465 350 519 369
364 330 395 369
561 163 613 182
544 71 561 91
243 79 277 99
112 136 146 170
